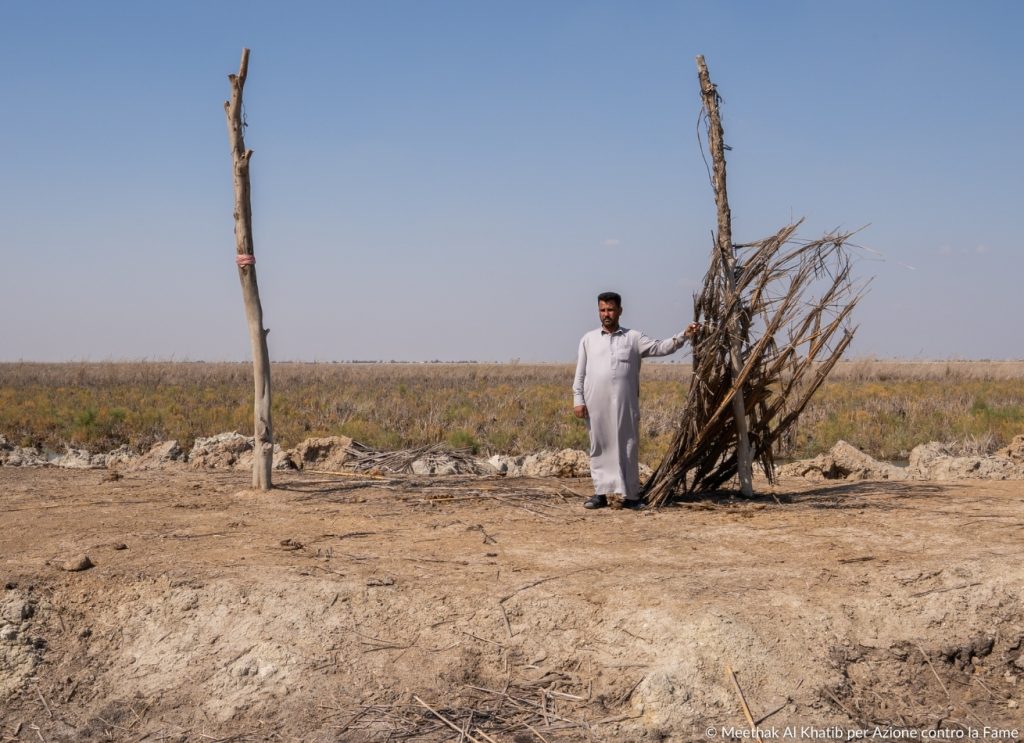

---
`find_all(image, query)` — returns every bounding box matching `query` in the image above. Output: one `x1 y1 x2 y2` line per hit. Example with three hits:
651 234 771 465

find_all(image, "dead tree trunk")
696 54 753 496
225 48 273 490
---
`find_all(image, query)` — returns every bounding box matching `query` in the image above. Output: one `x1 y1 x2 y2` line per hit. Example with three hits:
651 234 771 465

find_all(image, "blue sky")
1 1 1021 361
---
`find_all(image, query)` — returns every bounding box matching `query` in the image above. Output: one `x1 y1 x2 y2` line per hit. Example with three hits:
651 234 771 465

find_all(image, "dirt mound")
104 444 137 469
187 431 252 468
49 448 108 470
288 435 354 470
489 449 592 478
188 432 294 471
126 440 186 470
908 441 1024 480
0 436 47 467
998 433 1024 463
778 440 908 481
781 439 1024 482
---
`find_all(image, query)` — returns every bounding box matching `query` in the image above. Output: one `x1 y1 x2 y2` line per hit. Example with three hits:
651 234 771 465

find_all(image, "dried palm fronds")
344 441 490 475
641 221 866 505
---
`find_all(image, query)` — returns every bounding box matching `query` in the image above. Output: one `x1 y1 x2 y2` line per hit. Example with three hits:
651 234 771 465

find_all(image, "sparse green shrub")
446 429 479 453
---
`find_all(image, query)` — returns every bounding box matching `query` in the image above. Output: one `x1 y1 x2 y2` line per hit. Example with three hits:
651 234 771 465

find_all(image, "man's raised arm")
638 322 701 358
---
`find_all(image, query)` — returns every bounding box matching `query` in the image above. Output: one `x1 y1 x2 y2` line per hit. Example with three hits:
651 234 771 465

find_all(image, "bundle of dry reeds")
641 221 865 505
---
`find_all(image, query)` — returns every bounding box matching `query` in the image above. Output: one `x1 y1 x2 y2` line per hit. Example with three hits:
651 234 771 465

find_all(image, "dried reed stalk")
641 221 865 505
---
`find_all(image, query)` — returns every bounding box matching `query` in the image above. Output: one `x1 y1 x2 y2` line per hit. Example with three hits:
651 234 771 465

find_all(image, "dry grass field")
1 360 1022 464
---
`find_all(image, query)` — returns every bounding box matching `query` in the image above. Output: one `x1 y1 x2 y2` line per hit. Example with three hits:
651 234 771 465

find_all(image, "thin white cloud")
974 244 990 254
603 238 621 248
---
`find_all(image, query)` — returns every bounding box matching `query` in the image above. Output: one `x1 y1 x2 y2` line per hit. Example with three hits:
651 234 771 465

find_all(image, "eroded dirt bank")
1 469 1022 741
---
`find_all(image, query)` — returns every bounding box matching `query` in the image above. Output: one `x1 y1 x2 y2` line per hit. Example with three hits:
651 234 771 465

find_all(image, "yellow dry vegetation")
0 360 1022 462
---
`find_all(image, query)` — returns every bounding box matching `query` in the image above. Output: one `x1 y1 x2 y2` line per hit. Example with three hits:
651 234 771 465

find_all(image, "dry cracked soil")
1 467 1022 742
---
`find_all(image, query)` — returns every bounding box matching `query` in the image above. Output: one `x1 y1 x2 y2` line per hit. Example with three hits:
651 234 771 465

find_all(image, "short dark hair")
597 291 622 306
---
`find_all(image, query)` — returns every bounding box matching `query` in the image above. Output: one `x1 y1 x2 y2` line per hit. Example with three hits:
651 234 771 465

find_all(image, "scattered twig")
616 675 646 705
971 675 996 700
543 689 588 702
499 603 514 639
754 697 791 725
126 700 150 730
524 722 551 743
499 568 592 603
910 582 982 598
492 496 557 521
820 686 860 723
330 705 369 735
307 469 388 479
33 683 53 719
458 630 506 648
915 643 951 699
726 665 757 730
413 695 484 743
591 709 644 725
464 684 585 728
345 443 493 476
618 627 651 643
914 644 985 727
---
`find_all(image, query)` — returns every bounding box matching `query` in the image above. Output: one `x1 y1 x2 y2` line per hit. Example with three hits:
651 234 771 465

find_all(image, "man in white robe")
573 292 699 509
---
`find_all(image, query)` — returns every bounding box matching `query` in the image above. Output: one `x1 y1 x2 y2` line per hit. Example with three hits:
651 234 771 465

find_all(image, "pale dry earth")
1 467 1022 742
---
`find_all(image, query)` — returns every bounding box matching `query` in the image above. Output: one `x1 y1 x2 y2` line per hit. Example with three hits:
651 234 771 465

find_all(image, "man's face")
598 300 622 330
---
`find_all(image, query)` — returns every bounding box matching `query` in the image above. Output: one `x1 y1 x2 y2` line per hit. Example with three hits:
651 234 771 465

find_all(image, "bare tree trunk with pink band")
225 48 274 491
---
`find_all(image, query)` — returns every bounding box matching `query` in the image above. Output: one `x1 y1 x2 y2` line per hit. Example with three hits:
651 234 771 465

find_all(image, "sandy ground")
1 467 1022 742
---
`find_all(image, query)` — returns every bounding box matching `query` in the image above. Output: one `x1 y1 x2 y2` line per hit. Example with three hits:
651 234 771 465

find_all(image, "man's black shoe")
583 494 608 509
622 498 647 511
